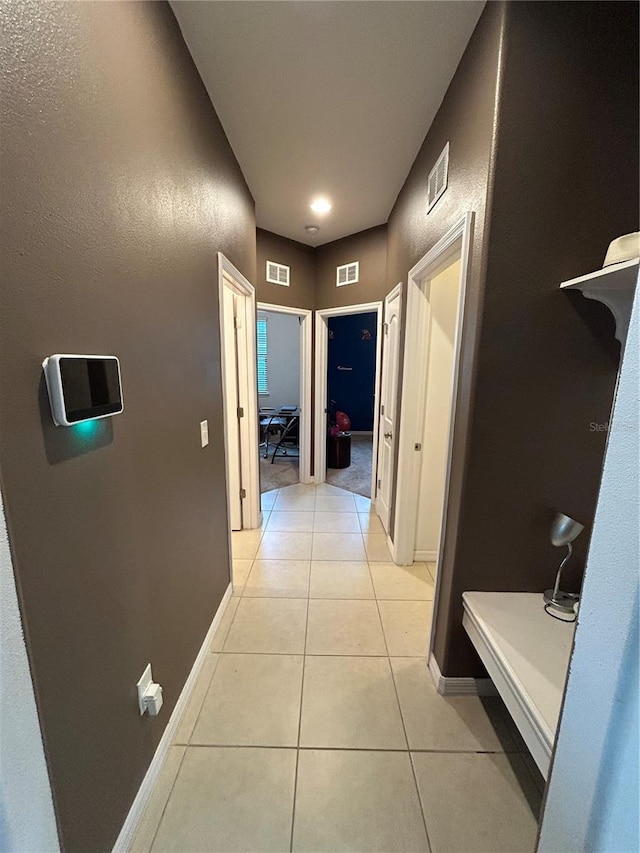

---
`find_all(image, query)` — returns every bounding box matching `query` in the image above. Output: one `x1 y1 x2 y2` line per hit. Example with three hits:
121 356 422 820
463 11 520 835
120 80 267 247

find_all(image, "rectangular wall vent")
427 142 449 212
336 261 359 287
266 260 290 286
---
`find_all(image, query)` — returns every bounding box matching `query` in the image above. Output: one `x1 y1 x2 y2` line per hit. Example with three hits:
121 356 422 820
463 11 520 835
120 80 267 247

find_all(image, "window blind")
256 316 268 395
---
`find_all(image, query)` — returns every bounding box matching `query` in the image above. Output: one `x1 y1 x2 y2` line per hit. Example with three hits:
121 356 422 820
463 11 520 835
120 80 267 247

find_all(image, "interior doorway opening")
392 214 473 657
256 302 312 498
314 302 382 501
325 311 378 497
258 309 300 492
413 257 462 565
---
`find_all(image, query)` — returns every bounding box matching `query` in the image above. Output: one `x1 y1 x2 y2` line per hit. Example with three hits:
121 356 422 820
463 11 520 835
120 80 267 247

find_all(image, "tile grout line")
146 741 189 853
289 556 311 853
237 552 255 598
393 679 435 851
219 585 245 651
228 593 432 604
179 743 520 754
217 653 431 660
176 653 223 748
372 570 435 852
408 749 436 853
194 649 429 657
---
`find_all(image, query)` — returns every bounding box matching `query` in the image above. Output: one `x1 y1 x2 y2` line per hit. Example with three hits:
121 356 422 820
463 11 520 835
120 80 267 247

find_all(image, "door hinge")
380 404 385 416
414 443 422 451
240 488 247 499
237 406 244 419
383 323 389 336
377 479 381 489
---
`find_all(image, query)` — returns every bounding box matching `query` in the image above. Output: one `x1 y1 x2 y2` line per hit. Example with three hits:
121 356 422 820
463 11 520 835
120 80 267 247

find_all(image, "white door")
222 284 243 530
376 286 401 533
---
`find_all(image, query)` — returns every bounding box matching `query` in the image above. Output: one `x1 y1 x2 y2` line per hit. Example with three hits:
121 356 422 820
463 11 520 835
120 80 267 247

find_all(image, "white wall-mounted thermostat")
43 354 124 427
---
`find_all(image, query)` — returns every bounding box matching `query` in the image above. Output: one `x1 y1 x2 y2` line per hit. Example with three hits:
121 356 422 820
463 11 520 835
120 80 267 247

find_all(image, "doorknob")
384 431 393 439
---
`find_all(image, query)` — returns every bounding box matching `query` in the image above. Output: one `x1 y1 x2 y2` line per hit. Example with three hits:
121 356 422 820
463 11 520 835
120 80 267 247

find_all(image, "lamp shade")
550 512 584 547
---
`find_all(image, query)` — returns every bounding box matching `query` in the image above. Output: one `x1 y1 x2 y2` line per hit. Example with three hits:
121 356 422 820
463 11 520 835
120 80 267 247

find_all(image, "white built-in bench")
462 592 575 780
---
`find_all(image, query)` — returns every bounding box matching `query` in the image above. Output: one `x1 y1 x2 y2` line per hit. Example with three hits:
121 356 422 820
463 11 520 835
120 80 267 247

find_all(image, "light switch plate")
200 420 209 447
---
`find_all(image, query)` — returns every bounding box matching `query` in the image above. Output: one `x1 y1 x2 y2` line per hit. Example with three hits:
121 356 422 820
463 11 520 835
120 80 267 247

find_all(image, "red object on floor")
336 411 351 432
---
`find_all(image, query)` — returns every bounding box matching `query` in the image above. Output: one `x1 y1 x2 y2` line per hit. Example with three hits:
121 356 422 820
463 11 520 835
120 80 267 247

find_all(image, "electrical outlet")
136 663 153 715
200 420 209 447
136 663 163 716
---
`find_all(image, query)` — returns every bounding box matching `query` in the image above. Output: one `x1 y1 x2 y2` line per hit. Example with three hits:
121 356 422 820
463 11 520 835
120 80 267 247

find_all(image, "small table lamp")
543 512 584 613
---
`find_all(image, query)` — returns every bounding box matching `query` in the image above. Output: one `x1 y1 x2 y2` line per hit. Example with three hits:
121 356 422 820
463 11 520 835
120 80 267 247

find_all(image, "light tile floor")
132 484 542 853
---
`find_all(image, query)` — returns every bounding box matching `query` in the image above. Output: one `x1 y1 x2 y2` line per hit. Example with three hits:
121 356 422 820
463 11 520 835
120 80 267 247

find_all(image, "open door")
222 284 242 530
217 254 261 534
375 284 402 533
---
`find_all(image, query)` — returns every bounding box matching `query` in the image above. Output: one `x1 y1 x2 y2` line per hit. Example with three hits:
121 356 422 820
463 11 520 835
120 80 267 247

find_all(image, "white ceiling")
171 1 484 246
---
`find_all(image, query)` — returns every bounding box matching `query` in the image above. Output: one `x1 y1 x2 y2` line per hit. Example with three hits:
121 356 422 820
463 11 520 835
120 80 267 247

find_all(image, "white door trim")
257 302 313 484
217 254 261 531
314 302 383 497
393 213 473 657
375 282 402 533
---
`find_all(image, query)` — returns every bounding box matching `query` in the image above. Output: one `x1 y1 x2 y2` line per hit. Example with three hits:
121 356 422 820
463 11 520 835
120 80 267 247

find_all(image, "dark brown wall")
256 228 316 309
0 2 255 851
386 0 503 289
315 225 388 309
435 0 639 677
386 1 506 612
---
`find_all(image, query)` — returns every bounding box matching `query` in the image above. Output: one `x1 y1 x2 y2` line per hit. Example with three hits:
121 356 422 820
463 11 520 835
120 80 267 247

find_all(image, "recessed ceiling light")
310 197 332 215
305 225 320 235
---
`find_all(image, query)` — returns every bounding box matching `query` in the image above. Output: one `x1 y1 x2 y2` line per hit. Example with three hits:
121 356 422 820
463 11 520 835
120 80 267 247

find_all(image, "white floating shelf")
560 257 639 346
462 592 575 780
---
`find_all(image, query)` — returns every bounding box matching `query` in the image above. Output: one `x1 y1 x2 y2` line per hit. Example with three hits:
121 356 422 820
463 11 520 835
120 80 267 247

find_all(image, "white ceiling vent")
427 142 449 212
336 261 360 287
266 260 290 286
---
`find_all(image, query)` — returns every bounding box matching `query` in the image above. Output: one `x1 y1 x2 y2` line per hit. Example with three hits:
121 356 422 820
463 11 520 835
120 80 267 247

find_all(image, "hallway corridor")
132 483 541 852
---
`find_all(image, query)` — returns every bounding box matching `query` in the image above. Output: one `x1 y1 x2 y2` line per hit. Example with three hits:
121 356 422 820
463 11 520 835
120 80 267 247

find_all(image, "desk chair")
259 407 287 458
265 406 300 463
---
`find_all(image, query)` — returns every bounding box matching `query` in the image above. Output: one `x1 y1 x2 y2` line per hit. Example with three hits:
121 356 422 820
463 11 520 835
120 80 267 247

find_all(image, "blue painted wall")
327 312 377 431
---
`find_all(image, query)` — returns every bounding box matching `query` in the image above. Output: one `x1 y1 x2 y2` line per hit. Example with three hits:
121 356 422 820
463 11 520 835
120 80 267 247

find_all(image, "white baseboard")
112 584 232 853
428 652 497 696
414 549 437 562
386 532 397 564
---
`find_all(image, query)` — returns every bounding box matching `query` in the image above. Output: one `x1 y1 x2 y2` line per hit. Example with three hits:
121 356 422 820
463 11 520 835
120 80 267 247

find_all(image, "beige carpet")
259 435 373 496
326 435 373 498
260 448 299 493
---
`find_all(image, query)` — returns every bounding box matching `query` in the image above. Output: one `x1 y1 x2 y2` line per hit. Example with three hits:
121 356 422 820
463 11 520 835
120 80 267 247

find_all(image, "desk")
462 592 575 779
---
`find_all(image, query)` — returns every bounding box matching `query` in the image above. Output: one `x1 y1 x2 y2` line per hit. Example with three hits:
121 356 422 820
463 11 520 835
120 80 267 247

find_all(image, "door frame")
257 302 313 484
217 253 261 530
314 301 383 498
392 212 473 668
374 283 402 532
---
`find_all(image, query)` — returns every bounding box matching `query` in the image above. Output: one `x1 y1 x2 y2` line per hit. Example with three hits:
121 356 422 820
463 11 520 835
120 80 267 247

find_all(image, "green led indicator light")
72 419 100 439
